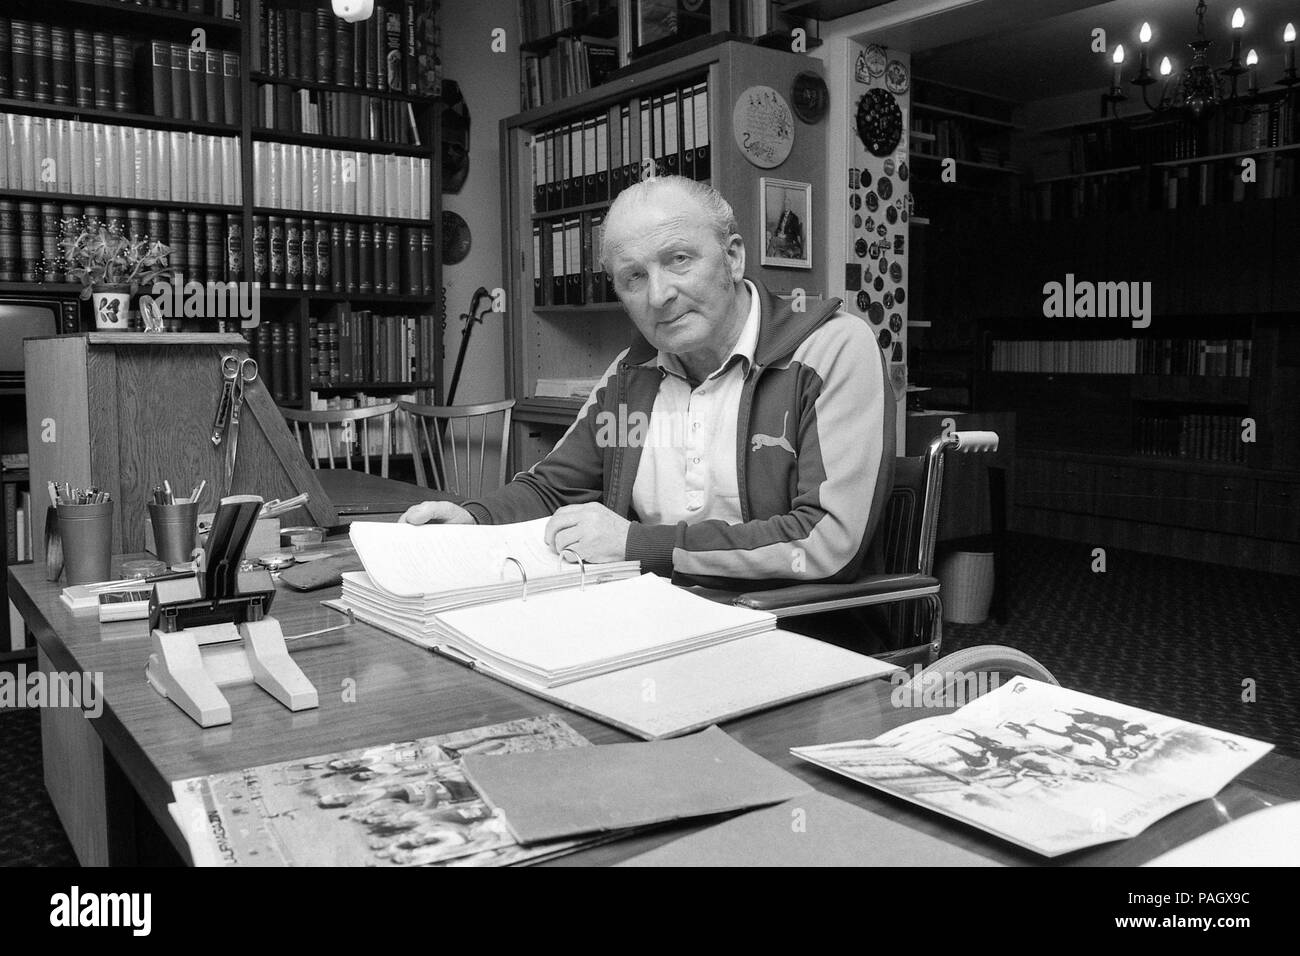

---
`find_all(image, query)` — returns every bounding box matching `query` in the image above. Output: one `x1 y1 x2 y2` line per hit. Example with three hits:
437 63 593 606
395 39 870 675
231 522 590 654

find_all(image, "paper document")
793 677 1272 857
169 715 604 867
348 517 628 598
464 725 810 845
618 791 1003 867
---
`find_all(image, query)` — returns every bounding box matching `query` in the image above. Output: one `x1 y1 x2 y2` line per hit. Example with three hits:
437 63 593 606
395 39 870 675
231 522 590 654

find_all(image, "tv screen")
0 300 60 384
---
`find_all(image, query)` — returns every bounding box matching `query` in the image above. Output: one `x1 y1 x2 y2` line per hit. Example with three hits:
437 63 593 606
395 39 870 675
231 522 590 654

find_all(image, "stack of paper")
433 574 775 687
342 517 641 640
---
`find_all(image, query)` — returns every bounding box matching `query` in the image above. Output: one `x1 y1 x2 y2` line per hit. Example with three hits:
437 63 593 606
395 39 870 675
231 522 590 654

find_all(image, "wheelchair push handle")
949 430 999 453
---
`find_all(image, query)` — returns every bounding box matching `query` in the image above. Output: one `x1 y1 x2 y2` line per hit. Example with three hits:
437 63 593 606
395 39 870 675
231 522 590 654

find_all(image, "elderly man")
402 175 892 606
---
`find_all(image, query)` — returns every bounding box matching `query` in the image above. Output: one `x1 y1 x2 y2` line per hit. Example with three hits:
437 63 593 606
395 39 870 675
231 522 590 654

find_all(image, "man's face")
604 187 746 360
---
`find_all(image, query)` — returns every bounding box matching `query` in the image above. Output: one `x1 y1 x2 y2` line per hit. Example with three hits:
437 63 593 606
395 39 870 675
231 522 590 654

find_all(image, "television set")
0 296 80 385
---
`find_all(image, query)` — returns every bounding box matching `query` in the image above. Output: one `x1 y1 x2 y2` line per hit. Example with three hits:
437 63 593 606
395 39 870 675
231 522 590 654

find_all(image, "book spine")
170 43 189 120
226 213 243 282
91 33 113 110
0 18 11 100
316 7 334 84
358 221 374 294
40 202 61 282
270 321 286 404
314 218 330 292
343 220 358 294
284 4 301 80
18 203 40 283
402 226 419 295
32 22 52 104
188 47 206 122
268 214 285 289
186 211 203 283
383 5 402 92
0 202 19 282
222 51 240 125
330 220 345 294
112 36 135 113
285 321 301 403
419 228 434 296
301 219 316 290
11 20 33 101
50 26 73 106
285 216 301 290
252 214 268 283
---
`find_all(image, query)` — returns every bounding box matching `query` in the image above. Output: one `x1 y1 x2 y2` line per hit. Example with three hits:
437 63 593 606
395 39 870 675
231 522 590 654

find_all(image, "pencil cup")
148 501 200 567
57 501 115 585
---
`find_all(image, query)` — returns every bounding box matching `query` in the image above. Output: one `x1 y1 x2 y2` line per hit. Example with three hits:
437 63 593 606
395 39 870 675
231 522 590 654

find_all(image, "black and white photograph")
760 176 812 268
0 0 1297 915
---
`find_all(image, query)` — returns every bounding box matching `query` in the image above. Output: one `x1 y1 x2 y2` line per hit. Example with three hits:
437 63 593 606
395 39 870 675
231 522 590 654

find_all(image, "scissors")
211 354 258 493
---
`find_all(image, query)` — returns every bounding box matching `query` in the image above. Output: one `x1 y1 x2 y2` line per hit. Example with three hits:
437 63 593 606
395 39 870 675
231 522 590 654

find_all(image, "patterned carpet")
0 531 1296 866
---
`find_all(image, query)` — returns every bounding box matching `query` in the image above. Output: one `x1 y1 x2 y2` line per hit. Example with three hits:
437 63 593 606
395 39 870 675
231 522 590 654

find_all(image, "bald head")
599 176 738 269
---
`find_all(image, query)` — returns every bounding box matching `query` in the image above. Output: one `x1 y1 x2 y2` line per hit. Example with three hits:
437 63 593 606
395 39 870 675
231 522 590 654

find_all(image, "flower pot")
91 286 131 330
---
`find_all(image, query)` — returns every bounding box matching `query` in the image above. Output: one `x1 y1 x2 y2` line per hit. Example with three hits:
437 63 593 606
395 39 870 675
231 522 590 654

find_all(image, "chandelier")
1103 1 1297 120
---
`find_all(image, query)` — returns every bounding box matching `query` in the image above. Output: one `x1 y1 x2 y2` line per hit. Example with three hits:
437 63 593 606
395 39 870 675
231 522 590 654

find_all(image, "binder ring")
502 556 528 601
560 549 588 591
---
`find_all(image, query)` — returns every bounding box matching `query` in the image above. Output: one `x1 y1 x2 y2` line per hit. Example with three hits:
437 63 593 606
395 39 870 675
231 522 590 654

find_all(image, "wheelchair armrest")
731 573 940 612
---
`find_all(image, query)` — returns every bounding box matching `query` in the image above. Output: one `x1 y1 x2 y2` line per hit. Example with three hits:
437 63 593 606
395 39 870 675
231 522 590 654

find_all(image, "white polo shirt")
631 280 761 527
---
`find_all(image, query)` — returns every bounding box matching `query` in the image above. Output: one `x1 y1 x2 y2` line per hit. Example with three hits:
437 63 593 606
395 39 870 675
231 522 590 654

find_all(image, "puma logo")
751 411 795 455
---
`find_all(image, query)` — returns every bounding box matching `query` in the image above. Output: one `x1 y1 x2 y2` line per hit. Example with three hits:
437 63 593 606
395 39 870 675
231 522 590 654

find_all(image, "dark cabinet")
1257 480 1300 543
1015 456 1096 514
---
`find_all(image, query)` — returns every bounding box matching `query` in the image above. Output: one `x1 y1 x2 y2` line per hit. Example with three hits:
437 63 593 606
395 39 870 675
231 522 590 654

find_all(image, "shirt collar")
657 280 761 382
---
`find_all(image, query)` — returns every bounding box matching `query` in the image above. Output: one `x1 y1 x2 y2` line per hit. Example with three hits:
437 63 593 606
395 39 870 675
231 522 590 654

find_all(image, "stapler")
144 494 319 727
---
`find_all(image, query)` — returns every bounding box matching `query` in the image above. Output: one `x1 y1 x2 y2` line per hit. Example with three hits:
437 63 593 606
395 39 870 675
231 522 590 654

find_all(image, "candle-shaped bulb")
1113 44 1125 64
1140 22 1152 44
1286 23 1296 43
1160 56 1173 76
1246 48 1258 66
1232 8 1245 30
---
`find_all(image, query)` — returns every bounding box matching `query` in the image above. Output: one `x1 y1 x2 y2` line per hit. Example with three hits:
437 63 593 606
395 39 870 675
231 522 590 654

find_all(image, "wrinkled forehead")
604 193 717 262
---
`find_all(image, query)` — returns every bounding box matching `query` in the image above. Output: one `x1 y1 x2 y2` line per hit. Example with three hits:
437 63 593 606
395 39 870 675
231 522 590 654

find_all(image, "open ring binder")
560 550 588 590
502 556 528 601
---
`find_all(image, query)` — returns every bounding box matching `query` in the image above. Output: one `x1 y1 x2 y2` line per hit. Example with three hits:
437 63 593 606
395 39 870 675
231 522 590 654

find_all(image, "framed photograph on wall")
632 0 712 60
760 178 812 269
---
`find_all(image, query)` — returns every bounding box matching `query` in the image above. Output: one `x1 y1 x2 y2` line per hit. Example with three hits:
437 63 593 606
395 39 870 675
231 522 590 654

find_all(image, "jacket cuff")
625 522 676 576
461 502 491 525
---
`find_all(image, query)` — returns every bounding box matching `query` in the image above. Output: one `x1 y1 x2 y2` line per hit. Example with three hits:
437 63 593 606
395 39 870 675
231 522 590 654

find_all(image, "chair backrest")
280 403 398 478
398 399 515 498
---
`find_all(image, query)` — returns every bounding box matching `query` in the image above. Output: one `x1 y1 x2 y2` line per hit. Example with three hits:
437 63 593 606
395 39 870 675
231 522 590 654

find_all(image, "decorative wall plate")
885 59 909 94
864 45 887 78
442 211 471 265
855 89 903 157
791 71 830 124
732 86 794 169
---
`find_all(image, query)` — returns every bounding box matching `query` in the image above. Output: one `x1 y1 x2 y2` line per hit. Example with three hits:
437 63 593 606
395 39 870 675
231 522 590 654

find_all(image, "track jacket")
462 279 895 590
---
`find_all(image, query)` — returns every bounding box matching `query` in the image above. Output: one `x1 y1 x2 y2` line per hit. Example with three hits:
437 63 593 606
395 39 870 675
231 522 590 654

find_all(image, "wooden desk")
10 561 1300 867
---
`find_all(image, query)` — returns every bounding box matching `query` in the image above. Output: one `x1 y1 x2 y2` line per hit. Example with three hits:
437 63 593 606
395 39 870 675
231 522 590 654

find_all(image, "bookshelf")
899 65 1300 572
500 39 828 470
0 1 446 419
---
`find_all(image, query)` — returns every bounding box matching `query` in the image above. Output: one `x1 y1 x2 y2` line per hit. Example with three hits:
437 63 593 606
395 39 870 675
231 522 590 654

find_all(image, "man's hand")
544 503 631 564
399 501 476 525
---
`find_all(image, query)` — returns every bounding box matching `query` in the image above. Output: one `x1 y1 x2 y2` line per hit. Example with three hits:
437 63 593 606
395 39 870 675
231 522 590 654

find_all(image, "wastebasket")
936 550 996 624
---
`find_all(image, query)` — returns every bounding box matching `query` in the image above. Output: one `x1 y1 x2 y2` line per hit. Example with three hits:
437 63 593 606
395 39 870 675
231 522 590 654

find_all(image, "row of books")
1067 100 1295 174
141 40 242 124
990 338 1253 377
0 20 235 124
0 114 242 207
3 483 32 566
304 391 427 458
1135 414 1247 464
530 79 712 213
520 38 618 110
309 308 437 387
252 216 435 296
251 141 432 219
0 200 241 284
1029 154 1299 220
254 0 441 97
117 1 240 16
910 114 1012 168
519 0 616 43
247 317 303 405
254 84 424 145
1136 338 1252 377
532 212 613 307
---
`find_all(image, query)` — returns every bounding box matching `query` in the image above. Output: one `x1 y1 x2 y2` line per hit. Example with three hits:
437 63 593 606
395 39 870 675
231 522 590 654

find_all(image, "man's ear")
725 233 746 282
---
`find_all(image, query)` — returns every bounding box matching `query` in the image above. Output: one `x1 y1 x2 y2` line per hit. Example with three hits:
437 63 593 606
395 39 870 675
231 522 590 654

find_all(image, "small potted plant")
60 218 172 330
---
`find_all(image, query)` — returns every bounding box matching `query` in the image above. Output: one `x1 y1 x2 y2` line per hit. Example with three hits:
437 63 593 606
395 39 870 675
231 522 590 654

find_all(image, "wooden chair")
398 399 515 498
280 403 399 478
